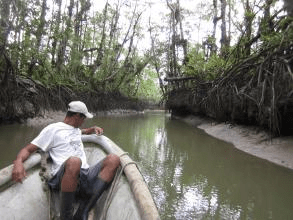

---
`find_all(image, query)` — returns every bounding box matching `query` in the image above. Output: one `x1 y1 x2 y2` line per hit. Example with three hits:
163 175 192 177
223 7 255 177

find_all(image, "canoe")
0 134 160 220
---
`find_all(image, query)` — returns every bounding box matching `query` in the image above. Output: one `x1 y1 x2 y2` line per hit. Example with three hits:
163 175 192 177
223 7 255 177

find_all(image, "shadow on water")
1 112 293 219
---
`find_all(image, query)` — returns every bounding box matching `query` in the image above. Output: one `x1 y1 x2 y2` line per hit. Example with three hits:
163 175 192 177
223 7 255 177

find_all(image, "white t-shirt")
31 122 89 175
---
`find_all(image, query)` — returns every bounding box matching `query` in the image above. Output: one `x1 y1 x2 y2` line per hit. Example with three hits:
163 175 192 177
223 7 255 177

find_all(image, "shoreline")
179 115 293 170
26 111 293 170
25 109 147 127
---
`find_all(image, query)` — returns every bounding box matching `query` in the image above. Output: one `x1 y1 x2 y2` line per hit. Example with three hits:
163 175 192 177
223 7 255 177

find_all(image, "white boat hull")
0 135 160 220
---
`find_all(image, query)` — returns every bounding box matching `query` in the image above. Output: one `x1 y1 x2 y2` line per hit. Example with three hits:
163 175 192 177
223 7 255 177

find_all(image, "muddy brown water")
1 112 293 219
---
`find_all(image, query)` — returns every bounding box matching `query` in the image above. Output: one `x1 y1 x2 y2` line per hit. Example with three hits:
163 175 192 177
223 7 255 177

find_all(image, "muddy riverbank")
26 111 293 171
177 115 293 170
25 109 146 127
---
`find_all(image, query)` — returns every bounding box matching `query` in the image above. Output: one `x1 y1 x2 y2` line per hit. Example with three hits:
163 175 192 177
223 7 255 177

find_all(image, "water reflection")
89 113 293 220
1 112 293 219
0 124 42 168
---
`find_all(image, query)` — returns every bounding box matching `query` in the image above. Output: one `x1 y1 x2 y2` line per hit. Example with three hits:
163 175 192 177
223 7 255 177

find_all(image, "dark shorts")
48 159 104 198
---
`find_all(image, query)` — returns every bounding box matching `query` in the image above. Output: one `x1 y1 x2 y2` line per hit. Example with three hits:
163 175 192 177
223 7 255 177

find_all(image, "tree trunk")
56 0 75 73
71 0 91 73
27 0 47 77
104 3 140 83
92 2 109 74
167 0 178 77
0 0 10 47
244 0 252 56
212 0 219 55
35 0 47 52
0 0 12 87
220 0 229 57
263 0 273 32
177 0 187 64
284 0 293 16
50 0 62 67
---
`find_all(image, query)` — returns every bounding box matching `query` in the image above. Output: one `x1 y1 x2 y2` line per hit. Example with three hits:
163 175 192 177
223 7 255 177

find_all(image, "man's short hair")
66 111 79 117
66 111 86 118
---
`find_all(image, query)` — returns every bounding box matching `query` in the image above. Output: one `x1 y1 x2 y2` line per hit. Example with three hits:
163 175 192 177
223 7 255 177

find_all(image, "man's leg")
60 157 81 220
74 154 120 220
99 154 120 182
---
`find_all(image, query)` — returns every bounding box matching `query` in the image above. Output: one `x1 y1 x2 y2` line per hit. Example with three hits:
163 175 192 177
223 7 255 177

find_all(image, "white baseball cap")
68 101 93 118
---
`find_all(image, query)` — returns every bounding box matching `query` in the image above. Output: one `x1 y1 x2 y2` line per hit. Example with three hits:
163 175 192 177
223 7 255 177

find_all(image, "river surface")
1 112 293 219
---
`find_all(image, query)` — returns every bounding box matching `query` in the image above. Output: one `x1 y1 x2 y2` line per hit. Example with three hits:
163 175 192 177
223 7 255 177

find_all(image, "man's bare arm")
12 143 38 183
81 126 103 135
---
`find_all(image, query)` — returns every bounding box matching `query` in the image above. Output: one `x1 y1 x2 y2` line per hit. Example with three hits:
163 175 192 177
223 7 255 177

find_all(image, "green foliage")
244 10 255 19
0 0 165 103
183 48 206 77
136 69 162 102
119 67 162 102
183 46 230 80
260 32 283 46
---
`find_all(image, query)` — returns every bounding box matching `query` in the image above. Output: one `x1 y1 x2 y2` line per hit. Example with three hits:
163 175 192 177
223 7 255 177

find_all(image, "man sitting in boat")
11 101 120 220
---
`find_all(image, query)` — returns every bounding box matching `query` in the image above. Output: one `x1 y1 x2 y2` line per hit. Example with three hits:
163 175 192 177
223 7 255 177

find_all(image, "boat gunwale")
0 134 160 220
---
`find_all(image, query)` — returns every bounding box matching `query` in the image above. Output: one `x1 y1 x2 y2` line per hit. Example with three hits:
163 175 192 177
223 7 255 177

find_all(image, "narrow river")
1 111 293 219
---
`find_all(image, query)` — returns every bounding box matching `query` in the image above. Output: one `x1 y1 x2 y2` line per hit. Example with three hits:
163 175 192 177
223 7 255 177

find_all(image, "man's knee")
99 154 120 182
104 154 120 169
64 156 82 176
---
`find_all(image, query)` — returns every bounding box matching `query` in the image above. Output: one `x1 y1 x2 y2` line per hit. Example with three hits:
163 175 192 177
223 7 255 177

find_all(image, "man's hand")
12 161 27 183
93 126 104 135
11 143 38 183
82 126 104 135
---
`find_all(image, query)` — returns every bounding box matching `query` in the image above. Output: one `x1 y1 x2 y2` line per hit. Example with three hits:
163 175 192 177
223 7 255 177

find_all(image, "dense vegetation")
164 0 293 136
0 0 292 136
0 0 162 122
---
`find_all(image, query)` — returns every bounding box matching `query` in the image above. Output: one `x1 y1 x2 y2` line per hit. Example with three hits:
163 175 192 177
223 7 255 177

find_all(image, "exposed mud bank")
25 109 147 127
25 111 65 127
28 110 293 170
177 115 293 170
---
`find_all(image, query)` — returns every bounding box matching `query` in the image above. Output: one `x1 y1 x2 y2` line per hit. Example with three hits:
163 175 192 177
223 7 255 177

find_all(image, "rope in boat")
99 152 139 220
48 189 51 219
